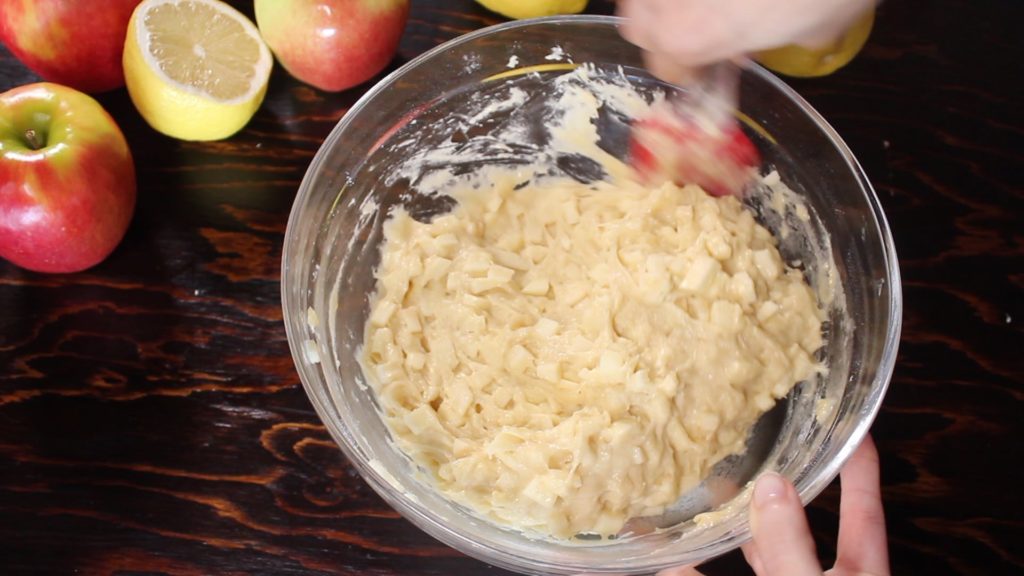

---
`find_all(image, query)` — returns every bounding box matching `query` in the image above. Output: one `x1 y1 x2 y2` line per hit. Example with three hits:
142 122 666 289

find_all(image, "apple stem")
24 129 44 150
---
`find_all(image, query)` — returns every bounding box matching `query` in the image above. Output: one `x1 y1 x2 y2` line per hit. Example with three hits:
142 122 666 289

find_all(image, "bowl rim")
281 13 903 575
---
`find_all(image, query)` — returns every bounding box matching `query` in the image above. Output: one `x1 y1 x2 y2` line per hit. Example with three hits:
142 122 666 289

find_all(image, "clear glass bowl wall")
281 15 901 576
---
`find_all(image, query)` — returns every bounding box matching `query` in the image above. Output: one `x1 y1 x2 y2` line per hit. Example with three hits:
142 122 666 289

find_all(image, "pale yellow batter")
361 168 823 539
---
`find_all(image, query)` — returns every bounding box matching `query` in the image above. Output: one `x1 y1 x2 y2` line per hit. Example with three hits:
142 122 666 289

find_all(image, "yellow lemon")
475 0 588 20
123 0 273 141
754 8 875 78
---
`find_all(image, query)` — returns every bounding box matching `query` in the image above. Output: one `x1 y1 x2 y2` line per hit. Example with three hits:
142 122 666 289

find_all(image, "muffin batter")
361 168 823 538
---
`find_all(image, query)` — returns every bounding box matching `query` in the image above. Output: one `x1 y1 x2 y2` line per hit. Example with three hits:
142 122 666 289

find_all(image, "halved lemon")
475 0 588 20
754 8 875 78
123 0 272 141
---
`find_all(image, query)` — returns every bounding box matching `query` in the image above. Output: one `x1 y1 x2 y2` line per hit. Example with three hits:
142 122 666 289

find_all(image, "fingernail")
753 472 787 509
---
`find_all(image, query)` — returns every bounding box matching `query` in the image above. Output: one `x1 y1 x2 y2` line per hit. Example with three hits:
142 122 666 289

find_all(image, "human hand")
617 0 876 83
660 435 889 576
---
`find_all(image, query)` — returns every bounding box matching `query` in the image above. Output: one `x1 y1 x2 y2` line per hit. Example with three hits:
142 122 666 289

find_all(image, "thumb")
641 50 702 86
748 472 822 576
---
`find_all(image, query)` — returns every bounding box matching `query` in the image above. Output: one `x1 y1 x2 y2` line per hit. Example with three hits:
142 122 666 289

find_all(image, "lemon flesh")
123 0 272 141
475 0 588 20
755 8 874 78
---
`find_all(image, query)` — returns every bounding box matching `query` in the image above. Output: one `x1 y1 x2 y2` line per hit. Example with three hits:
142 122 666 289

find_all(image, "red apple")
0 82 136 273
255 0 410 92
0 0 142 93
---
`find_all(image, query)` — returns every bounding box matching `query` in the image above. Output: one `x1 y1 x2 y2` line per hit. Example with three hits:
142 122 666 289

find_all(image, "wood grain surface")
1 0 1021 574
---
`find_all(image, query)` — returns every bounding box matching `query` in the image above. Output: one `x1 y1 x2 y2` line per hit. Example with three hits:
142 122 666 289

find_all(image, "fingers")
617 0 671 52
741 541 765 575
641 51 701 86
835 435 890 575
617 0 736 70
618 0 879 74
616 0 647 48
748 472 823 576
656 566 705 576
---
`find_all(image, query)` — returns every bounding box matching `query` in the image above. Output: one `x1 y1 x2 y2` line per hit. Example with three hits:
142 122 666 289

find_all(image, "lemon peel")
755 8 875 78
475 0 588 20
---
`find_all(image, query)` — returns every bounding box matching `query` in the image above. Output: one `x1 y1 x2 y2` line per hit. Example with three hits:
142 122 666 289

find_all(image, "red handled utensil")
629 62 761 197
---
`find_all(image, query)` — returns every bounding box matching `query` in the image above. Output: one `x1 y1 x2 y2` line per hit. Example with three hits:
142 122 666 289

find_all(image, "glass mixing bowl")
281 15 901 575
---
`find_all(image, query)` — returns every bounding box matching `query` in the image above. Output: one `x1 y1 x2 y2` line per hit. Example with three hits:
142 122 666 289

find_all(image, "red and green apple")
255 0 410 92
0 0 142 93
0 82 136 273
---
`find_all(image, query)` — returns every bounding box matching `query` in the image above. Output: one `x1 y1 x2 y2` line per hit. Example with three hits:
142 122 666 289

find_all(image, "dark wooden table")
2 1 1021 574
